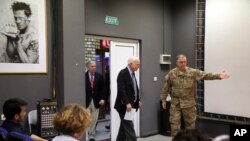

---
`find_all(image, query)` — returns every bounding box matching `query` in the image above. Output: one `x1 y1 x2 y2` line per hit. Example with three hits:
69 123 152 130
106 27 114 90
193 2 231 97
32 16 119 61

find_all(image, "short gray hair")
86 60 96 67
176 54 186 60
127 56 140 64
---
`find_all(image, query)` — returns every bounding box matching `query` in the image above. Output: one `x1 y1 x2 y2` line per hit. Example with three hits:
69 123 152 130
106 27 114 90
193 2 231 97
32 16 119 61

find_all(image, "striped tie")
132 72 137 102
90 74 94 88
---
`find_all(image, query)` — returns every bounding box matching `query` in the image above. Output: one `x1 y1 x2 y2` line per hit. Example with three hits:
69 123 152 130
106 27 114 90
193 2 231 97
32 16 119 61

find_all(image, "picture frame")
0 0 47 73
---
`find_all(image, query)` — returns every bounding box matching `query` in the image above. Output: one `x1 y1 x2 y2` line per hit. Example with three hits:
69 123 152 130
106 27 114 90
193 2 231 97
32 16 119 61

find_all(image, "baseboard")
139 130 160 138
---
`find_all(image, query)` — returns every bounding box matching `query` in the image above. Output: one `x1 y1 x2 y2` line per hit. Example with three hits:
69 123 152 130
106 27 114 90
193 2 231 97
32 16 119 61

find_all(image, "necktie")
132 72 137 102
90 74 94 88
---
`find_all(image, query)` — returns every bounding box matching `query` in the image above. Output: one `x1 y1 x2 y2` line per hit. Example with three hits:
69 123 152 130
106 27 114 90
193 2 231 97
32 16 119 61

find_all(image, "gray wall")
171 0 196 67
54 0 86 108
0 0 197 138
85 0 196 136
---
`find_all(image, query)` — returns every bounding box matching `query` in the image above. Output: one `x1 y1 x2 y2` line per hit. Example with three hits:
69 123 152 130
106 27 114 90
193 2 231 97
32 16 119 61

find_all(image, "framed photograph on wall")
0 0 47 73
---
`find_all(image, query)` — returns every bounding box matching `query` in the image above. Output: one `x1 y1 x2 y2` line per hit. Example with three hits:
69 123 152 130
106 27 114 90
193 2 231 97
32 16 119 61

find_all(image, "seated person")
172 128 212 141
52 104 92 141
1 98 47 141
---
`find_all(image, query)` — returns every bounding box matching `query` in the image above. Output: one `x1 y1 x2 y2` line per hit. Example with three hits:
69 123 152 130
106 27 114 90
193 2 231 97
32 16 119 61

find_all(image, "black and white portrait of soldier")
0 0 39 64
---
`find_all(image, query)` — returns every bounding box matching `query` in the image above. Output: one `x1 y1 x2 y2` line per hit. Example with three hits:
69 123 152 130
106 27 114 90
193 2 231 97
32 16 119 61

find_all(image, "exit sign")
105 16 119 25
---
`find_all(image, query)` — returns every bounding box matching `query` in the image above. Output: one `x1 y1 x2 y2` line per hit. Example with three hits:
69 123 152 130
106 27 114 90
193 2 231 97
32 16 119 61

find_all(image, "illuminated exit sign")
105 16 119 25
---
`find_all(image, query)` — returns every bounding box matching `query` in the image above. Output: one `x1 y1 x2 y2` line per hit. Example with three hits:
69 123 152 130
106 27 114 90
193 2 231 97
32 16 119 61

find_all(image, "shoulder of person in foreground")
213 134 229 141
53 104 92 140
172 128 212 141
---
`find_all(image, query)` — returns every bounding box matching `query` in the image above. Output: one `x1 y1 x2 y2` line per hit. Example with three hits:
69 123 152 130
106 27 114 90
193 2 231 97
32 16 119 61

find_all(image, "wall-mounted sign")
105 16 119 25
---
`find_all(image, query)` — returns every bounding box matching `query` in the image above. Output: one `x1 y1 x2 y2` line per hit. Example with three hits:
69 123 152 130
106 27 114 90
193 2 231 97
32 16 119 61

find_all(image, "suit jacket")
114 67 140 115
85 71 105 108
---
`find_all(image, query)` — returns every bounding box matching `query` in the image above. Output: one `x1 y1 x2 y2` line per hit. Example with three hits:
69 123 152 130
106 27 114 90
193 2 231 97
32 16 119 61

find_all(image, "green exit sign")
105 16 119 25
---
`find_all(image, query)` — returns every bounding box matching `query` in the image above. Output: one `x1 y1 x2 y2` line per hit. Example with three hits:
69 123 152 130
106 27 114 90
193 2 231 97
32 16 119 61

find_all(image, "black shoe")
105 125 110 129
89 138 95 141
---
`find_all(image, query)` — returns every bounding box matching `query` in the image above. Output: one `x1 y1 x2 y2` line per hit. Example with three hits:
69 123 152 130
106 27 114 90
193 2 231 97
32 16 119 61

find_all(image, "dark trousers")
116 113 137 141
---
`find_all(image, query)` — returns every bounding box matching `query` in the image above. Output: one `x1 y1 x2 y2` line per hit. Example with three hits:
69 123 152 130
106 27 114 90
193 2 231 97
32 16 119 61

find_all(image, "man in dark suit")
114 56 142 141
85 61 105 141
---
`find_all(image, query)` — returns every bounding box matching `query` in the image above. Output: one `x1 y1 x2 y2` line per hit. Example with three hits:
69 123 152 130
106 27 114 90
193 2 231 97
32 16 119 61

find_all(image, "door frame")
85 35 141 141
110 40 140 141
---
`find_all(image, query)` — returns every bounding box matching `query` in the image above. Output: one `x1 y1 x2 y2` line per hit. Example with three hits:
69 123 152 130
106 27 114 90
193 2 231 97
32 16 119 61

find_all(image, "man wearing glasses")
7 1 39 63
160 54 230 136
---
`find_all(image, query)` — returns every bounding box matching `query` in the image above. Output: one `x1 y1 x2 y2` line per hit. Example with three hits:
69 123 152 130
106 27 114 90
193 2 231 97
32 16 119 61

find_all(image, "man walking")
85 61 106 141
114 56 142 141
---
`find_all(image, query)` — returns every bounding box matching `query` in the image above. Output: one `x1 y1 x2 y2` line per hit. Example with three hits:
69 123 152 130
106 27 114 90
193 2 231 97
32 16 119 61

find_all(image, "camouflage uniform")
160 67 221 136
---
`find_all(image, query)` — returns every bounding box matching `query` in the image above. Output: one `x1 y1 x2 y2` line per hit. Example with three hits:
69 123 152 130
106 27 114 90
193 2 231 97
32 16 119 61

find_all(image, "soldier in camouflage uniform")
160 54 230 136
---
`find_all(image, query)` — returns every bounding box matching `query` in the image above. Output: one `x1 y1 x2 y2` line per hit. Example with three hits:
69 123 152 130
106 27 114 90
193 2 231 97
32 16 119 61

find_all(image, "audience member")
213 134 229 141
52 104 92 141
1 98 47 141
172 128 211 141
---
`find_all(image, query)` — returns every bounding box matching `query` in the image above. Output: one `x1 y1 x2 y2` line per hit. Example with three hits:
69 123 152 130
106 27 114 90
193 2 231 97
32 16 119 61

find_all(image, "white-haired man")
114 56 142 141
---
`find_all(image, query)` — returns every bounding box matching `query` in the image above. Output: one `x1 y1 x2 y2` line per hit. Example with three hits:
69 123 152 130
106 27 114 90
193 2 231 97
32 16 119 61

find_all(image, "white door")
110 41 140 141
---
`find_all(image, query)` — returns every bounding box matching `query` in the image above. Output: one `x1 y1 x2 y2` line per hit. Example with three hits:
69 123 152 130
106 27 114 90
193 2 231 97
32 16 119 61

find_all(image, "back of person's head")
53 104 92 138
172 129 211 141
3 98 28 120
213 134 229 141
